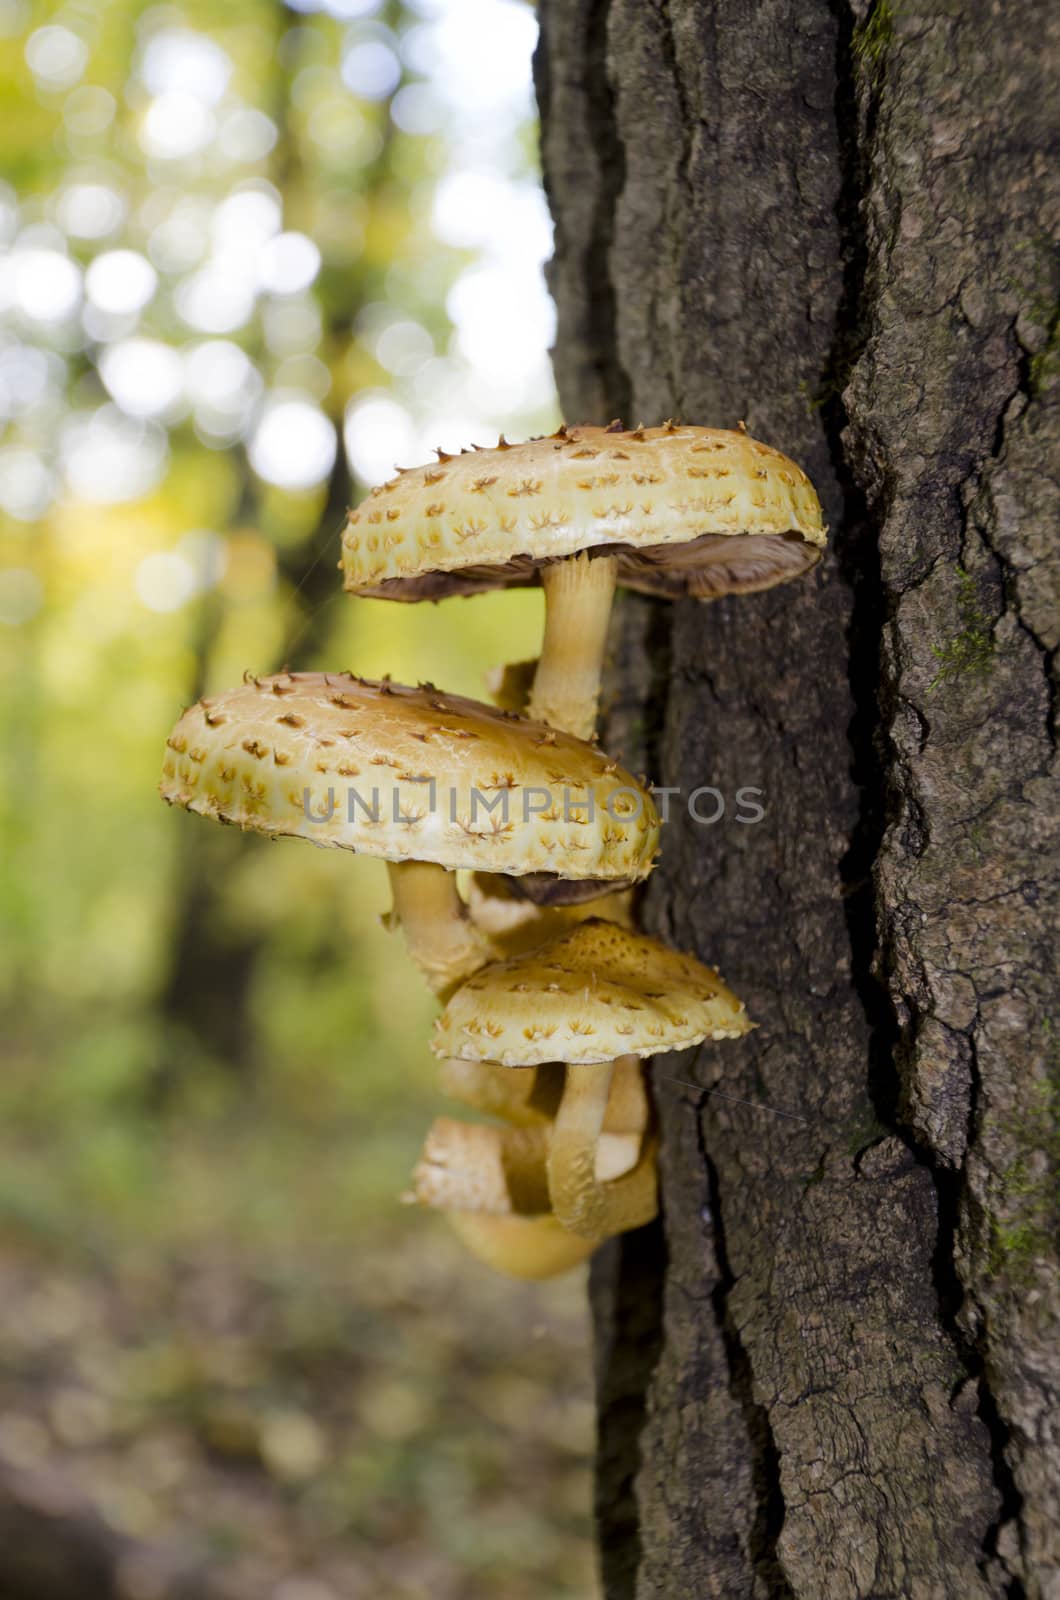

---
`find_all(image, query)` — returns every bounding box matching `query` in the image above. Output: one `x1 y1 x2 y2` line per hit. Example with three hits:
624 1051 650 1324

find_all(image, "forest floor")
0 1113 596 1600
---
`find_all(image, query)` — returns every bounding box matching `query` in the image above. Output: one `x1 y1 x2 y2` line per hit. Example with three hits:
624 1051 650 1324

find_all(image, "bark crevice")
823 0 903 1149
589 1221 668 1600
700 1120 794 1599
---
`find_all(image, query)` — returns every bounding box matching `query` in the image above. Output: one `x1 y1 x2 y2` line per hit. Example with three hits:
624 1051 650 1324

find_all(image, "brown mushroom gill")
357 527 818 604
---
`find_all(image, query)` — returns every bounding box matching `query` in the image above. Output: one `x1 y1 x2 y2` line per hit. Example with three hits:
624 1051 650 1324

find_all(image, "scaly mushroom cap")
160 673 659 883
341 423 825 601
433 918 751 1067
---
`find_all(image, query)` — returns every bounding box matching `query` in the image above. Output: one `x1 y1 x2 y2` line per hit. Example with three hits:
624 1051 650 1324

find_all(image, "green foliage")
928 565 996 692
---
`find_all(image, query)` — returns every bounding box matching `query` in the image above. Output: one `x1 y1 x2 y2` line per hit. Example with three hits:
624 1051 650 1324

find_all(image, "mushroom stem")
386 860 495 998
527 553 618 739
547 1057 658 1241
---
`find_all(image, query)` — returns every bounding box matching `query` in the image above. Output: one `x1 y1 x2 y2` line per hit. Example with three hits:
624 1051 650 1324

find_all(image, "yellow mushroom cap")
159 672 659 883
447 1211 595 1279
433 918 752 1067
342 423 825 601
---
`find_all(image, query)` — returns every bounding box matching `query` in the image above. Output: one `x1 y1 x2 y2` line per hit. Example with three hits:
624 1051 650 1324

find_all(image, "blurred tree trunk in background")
154 443 352 1097
535 2 1059 1595
153 8 378 1099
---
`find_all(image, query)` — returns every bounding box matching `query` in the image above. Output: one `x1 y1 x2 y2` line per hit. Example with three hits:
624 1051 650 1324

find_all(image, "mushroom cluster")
161 422 824 1278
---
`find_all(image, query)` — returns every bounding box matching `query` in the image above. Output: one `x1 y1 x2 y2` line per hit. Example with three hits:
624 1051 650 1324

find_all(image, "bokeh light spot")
100 338 185 420
141 29 232 106
85 250 157 317
140 94 216 160
56 183 127 241
134 551 198 613
249 399 337 491
341 40 402 100
26 24 88 90
344 393 420 487
258 232 322 296
0 446 54 521
62 407 168 504
11 249 82 323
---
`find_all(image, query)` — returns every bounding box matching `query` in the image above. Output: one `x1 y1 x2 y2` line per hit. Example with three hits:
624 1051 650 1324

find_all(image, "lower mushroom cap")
433 918 752 1068
411 1116 551 1216
446 1211 596 1279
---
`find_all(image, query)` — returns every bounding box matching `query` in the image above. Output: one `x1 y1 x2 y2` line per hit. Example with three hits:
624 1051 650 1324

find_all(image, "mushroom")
160 671 659 997
432 919 751 1240
410 1116 551 1216
409 1060 654 1275
342 422 826 739
447 1213 596 1280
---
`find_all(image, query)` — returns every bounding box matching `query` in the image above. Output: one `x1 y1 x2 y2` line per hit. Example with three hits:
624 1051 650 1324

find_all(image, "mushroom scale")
432 918 751 1069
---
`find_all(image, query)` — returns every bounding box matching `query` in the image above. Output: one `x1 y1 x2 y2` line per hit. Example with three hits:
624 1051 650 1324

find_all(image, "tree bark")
535 2 1059 1596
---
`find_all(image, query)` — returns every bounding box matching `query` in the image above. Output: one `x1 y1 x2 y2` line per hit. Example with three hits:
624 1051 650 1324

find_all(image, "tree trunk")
534 2 1059 1596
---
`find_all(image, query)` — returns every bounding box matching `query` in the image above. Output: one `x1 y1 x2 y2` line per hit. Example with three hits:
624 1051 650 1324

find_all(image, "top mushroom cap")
160 672 659 883
432 919 751 1067
341 423 825 602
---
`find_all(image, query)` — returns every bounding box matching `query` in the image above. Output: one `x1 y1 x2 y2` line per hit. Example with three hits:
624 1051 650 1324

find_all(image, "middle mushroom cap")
160 671 659 885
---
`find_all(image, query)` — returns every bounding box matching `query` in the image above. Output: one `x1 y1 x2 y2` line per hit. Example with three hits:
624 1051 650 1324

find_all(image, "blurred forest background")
0 1 596 1596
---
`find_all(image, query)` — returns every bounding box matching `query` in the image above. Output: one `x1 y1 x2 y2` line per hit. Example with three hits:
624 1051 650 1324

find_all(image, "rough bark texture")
536 2 1059 1595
